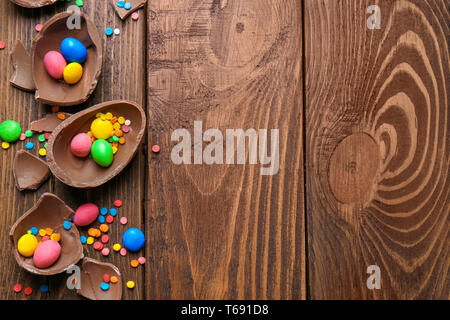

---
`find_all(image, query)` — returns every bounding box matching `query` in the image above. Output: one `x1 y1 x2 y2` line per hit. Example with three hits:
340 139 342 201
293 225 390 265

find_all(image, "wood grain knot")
328 133 380 204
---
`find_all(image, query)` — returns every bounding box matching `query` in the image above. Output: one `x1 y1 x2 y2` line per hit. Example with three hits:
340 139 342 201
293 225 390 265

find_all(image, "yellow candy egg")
91 118 113 140
63 62 83 85
17 234 39 257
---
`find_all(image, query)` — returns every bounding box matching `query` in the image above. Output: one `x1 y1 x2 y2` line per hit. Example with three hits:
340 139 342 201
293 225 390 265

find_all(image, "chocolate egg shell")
31 12 102 106
77 258 122 300
13 150 51 191
9 0 58 8
9 193 83 275
46 100 146 188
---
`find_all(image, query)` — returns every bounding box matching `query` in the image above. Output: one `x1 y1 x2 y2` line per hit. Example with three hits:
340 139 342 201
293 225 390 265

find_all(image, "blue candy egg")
60 37 87 63
122 228 145 252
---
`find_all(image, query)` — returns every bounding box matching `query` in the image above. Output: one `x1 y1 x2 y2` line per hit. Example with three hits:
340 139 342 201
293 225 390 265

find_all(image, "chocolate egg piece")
31 12 102 106
33 240 61 269
74 203 99 226
9 0 58 8
9 193 83 275
46 101 146 189
77 258 122 300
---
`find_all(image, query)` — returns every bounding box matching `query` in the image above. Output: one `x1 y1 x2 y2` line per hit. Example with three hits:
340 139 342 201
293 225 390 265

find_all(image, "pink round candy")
33 240 61 269
74 203 99 227
70 133 92 158
101 248 110 256
43 51 67 80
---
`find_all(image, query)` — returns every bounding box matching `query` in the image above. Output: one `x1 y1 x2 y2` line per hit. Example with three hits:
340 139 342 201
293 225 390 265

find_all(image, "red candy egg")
74 203 99 227
43 51 67 80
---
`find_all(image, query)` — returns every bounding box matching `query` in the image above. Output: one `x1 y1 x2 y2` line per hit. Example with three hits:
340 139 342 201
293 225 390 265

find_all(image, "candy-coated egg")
43 51 67 79
122 228 145 252
63 62 83 85
60 37 87 63
74 203 99 227
0 120 22 142
70 133 92 158
91 139 114 167
33 240 61 269
17 234 39 257
90 118 113 140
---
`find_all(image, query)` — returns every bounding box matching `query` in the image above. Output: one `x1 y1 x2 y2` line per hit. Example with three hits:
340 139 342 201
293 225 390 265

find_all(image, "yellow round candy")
105 112 113 120
113 122 121 130
113 243 121 251
91 118 113 140
63 62 83 85
1 142 10 149
112 146 118 154
50 233 61 241
39 229 46 236
118 117 125 125
39 148 47 157
126 281 135 289
86 236 94 245
17 234 39 257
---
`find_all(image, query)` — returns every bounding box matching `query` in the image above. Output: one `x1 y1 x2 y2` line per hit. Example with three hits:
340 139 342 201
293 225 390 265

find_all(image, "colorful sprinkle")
39 148 47 157
13 284 22 293
126 281 135 289
99 224 109 233
39 229 47 237
106 215 114 224
39 284 49 293
103 274 111 283
50 233 61 241
100 282 110 291
1 142 10 150
130 260 139 268
38 134 46 142
0 41 5 50
98 215 106 224
25 142 34 150
113 243 121 252
113 200 123 207
120 217 128 225
109 208 118 216
57 113 66 120
152 145 161 153
86 236 94 245
119 248 127 256
24 287 33 295
100 207 108 215
25 130 33 138
63 221 71 230
114 28 120 35
35 24 43 32
44 132 51 140
138 257 146 265
101 234 109 243
93 241 103 251
101 248 110 256
124 2 132 10
131 12 139 20
75 0 84 7
110 276 118 284
29 227 38 235
117 0 125 8
19 133 27 141
80 235 87 244
105 28 114 36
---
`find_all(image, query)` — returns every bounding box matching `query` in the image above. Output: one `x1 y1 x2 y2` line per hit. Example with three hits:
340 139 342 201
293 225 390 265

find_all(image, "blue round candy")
29 227 38 235
124 2 132 10
40 284 49 293
80 235 87 244
100 282 110 291
63 220 72 230
25 142 34 150
109 208 117 217
60 37 87 63
117 0 125 8
98 215 106 223
105 28 114 36
100 207 108 215
122 228 145 252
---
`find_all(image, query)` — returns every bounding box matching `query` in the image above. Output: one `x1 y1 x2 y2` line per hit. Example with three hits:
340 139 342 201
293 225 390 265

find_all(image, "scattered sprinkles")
38 148 47 157
103 274 111 283
120 217 128 225
131 12 139 21
130 259 139 268
113 199 122 207
126 281 135 289
105 28 114 36
63 221 72 230
39 284 49 293
152 145 161 153
138 257 146 265
110 276 118 284
35 24 43 32
101 248 110 256
24 287 33 296
0 41 6 50
100 207 108 215
110 208 117 216
13 284 22 293
119 248 127 256
100 282 110 291
25 142 34 150
80 235 87 244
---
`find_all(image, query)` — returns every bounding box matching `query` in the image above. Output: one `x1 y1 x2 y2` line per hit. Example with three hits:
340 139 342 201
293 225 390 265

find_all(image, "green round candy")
112 135 119 143
25 130 33 138
91 139 114 167
0 120 22 142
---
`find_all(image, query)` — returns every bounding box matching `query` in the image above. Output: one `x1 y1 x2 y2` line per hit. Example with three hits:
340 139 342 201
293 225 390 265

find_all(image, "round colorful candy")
60 37 87 63
17 234 39 257
91 139 114 167
70 133 92 158
74 203 99 226
63 62 83 85
43 51 67 79
91 118 113 140
0 120 22 142
122 228 145 252
33 240 61 269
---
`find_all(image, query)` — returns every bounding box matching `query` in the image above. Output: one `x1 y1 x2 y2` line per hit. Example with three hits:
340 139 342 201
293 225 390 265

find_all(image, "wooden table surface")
0 0 448 300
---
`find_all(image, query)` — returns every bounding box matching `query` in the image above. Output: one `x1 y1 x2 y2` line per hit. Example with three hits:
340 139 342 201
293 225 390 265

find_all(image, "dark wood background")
0 0 448 300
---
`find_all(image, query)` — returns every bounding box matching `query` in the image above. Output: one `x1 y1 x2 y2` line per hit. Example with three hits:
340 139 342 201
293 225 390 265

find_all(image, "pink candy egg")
74 203 99 227
70 133 92 158
43 51 67 80
33 240 61 269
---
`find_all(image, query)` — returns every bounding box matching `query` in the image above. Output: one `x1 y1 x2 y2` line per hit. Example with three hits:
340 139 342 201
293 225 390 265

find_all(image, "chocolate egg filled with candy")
47 101 146 189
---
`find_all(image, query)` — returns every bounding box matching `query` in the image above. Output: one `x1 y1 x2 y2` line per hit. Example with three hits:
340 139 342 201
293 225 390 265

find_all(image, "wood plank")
146 0 304 299
305 0 449 299
0 1 146 299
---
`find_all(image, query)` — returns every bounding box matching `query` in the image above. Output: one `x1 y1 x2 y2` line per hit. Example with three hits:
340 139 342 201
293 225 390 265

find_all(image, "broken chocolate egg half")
46 100 146 188
77 258 122 300
31 11 102 106
9 0 58 8
9 193 83 276
13 150 51 191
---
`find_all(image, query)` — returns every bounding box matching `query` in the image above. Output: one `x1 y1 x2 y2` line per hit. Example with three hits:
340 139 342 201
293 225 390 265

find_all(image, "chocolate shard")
13 150 51 191
10 40 36 92
46 100 146 189
9 0 58 8
9 193 83 276
78 258 122 300
30 113 72 133
110 0 147 20
31 12 102 106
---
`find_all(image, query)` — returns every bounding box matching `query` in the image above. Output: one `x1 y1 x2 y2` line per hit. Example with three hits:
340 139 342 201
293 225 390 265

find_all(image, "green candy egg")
91 139 114 167
0 120 22 142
